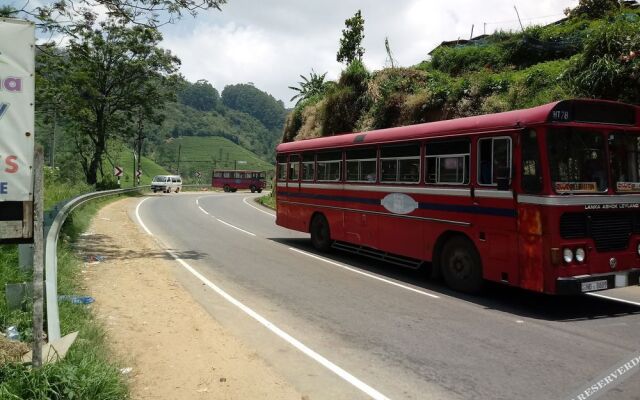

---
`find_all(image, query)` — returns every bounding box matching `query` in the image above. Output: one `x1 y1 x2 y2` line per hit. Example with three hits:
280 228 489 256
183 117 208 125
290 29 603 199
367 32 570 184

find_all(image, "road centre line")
288 247 440 299
134 198 390 400
587 292 640 307
243 196 276 217
215 217 256 237
198 206 210 215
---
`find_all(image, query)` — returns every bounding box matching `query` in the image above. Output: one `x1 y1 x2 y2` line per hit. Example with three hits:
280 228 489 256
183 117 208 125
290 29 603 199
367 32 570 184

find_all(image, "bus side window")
521 129 543 193
302 153 315 181
346 147 377 182
380 144 419 183
288 155 300 181
478 136 512 187
277 155 287 181
317 151 342 181
425 139 470 184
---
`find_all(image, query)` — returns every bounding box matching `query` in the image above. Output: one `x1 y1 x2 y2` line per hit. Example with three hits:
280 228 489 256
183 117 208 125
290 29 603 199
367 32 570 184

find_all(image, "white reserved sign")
0 18 35 201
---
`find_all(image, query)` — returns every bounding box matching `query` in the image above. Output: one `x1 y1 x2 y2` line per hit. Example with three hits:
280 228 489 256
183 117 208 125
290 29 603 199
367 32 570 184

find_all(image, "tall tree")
178 79 220 111
337 10 365 64
39 20 180 184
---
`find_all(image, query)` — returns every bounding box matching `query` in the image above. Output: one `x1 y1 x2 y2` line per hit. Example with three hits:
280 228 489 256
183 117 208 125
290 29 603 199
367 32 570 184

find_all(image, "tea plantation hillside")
153 136 275 182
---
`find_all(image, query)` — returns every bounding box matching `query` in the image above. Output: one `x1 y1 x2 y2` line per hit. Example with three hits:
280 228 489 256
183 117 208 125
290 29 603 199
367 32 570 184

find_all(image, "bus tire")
250 185 256 193
223 185 230 192
441 237 483 294
257 189 262 193
310 214 332 252
231 188 237 193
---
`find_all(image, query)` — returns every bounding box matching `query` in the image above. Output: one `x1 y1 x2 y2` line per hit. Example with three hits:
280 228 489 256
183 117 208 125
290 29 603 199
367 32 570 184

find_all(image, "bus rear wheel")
441 237 483 293
310 214 332 252
223 185 230 192
250 185 256 193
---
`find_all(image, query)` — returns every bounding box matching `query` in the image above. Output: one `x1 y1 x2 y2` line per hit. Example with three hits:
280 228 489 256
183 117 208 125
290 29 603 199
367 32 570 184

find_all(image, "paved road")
135 192 640 400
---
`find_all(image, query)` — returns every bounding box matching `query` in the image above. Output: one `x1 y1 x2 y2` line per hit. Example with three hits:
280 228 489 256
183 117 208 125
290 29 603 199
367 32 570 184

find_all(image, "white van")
151 175 182 193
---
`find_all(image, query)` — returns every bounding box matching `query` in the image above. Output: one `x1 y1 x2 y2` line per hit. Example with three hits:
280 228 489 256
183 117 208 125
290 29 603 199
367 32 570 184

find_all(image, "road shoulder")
78 197 302 399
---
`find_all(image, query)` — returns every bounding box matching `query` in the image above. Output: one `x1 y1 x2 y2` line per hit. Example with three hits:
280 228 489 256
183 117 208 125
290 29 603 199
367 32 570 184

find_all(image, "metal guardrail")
44 186 148 341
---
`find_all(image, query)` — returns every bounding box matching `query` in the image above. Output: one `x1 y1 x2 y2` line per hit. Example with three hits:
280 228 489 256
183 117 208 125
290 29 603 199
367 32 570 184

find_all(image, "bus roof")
276 99 640 153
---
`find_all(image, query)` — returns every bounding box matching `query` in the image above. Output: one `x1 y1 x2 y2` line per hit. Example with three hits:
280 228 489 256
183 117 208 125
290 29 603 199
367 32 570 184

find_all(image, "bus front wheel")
223 185 230 192
310 214 332 252
250 185 256 193
441 237 483 293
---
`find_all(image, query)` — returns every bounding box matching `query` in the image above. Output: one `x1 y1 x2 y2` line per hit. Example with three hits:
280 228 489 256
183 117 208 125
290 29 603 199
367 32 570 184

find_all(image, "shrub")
567 15 640 103
431 44 506 75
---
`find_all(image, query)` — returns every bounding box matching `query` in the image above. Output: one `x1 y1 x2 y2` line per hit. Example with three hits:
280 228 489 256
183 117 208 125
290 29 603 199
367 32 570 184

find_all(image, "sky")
18 0 579 107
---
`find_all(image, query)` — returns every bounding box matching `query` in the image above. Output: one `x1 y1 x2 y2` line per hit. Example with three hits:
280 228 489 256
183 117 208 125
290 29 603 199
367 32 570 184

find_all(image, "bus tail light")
637 242 640 256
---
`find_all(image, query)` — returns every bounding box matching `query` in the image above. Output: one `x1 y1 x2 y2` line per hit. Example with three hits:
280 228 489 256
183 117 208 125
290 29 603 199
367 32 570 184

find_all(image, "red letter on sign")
5 156 18 173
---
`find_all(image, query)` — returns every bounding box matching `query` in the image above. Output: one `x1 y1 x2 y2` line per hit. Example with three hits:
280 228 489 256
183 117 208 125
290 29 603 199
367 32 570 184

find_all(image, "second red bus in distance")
212 169 266 193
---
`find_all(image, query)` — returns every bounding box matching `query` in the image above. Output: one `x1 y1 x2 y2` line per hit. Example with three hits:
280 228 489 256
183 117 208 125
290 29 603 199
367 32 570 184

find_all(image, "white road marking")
135 197 153 235
587 292 640 307
243 196 276 217
289 247 440 299
216 218 256 237
198 206 210 215
134 198 390 400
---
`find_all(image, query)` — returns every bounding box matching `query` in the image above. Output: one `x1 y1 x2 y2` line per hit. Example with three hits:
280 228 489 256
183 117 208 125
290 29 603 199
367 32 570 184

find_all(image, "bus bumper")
556 269 640 295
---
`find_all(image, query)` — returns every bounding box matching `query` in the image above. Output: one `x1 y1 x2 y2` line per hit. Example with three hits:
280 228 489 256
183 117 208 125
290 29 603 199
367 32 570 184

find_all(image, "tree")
337 10 365 64
39 20 180 185
178 79 220 111
221 84 286 131
564 0 621 19
12 0 227 34
288 70 330 104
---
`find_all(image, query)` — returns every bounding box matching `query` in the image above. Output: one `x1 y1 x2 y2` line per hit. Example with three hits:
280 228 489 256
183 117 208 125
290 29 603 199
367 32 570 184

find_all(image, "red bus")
275 99 640 295
212 170 266 193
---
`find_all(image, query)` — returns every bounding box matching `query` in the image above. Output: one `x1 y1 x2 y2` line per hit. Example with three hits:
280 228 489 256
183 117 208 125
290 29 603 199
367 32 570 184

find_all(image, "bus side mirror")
497 177 510 191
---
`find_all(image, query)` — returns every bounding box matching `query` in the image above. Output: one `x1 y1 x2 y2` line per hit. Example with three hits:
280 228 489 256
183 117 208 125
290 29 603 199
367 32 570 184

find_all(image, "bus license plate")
581 280 608 292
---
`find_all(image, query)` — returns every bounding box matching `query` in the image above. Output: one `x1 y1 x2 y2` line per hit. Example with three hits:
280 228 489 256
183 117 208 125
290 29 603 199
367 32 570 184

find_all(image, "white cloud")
161 0 578 107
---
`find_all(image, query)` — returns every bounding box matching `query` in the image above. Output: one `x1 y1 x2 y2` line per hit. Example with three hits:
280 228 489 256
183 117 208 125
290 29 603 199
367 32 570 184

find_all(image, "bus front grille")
560 211 637 252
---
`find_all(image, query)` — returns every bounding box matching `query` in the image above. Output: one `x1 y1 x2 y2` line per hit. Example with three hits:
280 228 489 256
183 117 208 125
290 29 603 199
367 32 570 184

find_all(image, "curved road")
135 192 640 400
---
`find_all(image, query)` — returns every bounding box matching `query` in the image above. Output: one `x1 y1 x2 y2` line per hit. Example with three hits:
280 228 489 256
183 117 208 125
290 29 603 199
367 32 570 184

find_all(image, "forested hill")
148 80 287 163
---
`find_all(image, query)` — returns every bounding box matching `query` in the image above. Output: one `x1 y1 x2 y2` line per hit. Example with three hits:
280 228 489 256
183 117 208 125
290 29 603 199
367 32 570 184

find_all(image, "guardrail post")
18 244 34 272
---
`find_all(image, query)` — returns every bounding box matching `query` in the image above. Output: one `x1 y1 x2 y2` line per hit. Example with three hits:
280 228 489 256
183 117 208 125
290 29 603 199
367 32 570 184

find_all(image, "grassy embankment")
0 170 134 399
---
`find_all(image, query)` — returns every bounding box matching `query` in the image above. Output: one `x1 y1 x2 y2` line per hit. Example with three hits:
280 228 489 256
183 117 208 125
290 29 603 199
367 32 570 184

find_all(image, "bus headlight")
575 248 586 263
563 248 574 263
637 243 640 256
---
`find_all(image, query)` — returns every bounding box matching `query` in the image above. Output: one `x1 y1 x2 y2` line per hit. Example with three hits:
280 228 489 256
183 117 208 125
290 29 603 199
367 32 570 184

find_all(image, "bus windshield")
547 128 607 193
609 132 640 193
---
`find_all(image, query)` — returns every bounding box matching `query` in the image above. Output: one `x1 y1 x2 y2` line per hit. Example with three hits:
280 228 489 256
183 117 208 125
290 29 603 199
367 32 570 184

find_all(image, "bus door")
474 134 519 285
515 129 546 292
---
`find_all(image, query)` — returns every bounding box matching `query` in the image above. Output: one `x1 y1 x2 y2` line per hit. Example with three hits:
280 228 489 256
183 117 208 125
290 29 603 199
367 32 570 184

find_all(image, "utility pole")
176 144 182 174
470 24 474 40
514 5 525 32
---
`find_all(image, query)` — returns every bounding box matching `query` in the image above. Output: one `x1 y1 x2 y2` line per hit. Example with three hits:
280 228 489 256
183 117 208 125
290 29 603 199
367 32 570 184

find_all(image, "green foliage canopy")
221 83 286 131
178 79 220 111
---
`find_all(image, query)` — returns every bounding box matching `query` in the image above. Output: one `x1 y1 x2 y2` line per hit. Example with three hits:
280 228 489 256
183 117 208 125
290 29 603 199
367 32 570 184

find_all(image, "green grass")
0 182 134 399
257 192 275 210
154 136 274 183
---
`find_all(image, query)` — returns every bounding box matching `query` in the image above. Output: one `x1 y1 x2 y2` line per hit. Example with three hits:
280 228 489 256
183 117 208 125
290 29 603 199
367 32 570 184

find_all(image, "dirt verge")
77 197 302 399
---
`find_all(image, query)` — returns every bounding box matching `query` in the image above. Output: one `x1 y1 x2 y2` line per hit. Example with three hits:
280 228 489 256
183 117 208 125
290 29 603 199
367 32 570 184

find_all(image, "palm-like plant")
288 70 329 104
